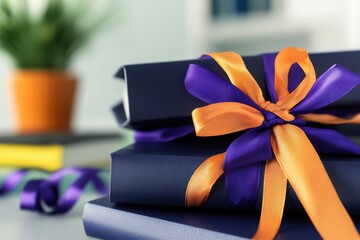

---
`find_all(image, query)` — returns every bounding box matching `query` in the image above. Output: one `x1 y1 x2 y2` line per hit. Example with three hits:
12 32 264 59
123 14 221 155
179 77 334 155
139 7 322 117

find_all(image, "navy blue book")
113 51 360 132
83 197 360 240
110 139 360 214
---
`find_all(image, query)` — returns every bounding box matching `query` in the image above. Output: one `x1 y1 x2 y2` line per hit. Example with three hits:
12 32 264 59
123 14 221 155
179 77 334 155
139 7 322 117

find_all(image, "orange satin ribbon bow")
185 47 360 239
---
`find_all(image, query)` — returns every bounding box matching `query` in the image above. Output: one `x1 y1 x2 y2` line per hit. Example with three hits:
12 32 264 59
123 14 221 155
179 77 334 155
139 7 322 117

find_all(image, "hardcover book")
113 51 360 132
110 139 360 214
83 197 360 240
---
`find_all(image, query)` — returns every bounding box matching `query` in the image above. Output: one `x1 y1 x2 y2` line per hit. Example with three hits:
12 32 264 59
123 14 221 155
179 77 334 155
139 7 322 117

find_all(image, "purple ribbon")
135 125 194 142
135 53 360 208
16 167 107 214
0 169 28 195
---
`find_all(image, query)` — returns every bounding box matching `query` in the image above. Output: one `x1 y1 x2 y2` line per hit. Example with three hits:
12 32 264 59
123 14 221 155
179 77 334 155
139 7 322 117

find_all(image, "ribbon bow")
184 47 360 239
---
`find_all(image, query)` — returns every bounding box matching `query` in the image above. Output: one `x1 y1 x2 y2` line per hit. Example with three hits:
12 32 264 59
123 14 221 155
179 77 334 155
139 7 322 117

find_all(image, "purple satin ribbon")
135 53 360 208
0 167 108 214
135 125 194 142
0 169 28 195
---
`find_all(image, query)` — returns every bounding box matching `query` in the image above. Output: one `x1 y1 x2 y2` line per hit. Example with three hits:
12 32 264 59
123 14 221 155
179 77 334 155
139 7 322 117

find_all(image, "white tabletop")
0 194 99 240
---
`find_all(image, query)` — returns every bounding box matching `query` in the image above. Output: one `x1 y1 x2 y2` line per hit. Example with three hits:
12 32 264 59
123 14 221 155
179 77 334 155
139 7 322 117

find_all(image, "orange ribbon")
301 113 360 124
185 47 360 239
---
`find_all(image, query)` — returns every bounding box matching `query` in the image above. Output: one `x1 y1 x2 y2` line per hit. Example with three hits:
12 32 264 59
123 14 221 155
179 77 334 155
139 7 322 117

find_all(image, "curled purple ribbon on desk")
0 169 28 195
20 167 108 214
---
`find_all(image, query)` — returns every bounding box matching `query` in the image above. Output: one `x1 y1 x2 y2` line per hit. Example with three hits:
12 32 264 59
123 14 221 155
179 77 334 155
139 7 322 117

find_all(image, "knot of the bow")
260 101 295 122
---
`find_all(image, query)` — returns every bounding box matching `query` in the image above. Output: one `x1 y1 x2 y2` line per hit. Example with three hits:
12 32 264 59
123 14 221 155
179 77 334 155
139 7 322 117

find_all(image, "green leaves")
0 0 108 69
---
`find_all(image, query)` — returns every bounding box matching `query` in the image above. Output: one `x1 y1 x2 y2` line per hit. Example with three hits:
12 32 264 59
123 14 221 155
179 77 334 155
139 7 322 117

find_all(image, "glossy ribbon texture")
135 125 194 142
184 48 360 239
0 169 28 195
0 168 108 214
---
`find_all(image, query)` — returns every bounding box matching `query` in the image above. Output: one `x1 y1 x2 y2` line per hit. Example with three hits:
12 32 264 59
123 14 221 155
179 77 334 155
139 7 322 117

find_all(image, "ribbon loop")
208 52 265 104
274 47 316 110
192 102 264 136
253 159 287 240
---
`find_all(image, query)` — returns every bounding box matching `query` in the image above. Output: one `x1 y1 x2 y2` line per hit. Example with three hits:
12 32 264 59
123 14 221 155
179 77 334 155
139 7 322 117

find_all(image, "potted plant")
0 0 106 133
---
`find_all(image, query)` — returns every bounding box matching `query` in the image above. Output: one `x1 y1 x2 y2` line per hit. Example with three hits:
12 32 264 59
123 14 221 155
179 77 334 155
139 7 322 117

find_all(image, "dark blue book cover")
114 51 360 132
110 139 360 214
83 197 360 240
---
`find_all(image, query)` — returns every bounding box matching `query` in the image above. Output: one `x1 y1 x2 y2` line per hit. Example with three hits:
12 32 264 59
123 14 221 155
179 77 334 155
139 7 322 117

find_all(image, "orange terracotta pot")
12 70 77 133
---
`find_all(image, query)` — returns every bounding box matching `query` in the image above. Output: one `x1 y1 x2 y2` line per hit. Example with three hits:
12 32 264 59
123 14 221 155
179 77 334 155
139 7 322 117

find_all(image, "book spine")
83 201 242 240
110 151 360 214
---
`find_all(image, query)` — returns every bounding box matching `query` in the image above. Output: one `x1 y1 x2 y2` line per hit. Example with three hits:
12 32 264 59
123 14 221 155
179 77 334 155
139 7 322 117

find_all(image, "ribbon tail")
185 153 225 206
301 126 360 155
300 113 360 125
225 163 261 208
272 124 359 240
185 64 259 106
135 125 194 142
253 159 287 240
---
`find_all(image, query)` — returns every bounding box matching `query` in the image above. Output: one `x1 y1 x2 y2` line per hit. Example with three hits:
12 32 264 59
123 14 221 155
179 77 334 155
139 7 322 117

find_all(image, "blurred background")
0 0 359 132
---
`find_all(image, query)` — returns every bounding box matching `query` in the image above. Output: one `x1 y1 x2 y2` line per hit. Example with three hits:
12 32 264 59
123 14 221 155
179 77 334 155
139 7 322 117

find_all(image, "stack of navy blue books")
83 51 360 240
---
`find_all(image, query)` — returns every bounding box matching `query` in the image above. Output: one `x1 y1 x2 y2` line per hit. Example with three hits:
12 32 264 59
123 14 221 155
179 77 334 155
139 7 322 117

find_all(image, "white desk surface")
0 193 99 240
